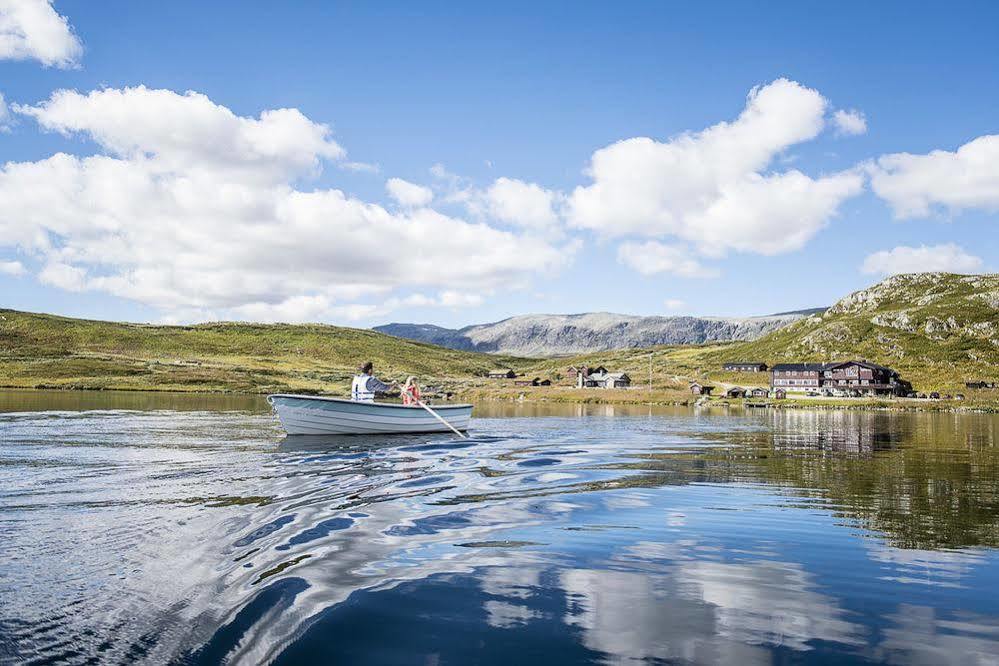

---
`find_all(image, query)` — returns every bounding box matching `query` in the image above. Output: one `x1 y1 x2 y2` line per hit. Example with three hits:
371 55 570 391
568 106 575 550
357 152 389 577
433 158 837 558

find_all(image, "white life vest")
351 374 375 402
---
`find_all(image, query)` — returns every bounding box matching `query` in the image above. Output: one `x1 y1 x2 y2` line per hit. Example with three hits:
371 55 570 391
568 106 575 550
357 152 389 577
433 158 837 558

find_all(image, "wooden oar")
415 399 467 439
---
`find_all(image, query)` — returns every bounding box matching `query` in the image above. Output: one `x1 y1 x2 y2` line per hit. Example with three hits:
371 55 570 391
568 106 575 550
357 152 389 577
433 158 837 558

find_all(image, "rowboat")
267 394 473 435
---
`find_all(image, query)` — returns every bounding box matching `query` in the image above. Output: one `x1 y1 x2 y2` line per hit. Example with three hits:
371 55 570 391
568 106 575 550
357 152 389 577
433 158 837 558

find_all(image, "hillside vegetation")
2 273 997 399
706 273 999 391
0 309 528 393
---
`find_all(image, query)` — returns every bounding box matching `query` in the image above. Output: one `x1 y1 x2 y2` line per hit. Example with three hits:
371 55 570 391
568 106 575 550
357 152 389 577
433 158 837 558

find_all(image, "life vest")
351 374 375 402
402 383 421 406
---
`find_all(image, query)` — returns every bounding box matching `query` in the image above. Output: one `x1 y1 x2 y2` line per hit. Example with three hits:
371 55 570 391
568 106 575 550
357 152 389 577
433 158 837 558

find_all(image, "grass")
0 309 532 394
4 270 999 414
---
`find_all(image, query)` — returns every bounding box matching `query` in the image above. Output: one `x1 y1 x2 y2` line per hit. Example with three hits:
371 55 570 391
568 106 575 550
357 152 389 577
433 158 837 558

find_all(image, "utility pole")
649 352 653 392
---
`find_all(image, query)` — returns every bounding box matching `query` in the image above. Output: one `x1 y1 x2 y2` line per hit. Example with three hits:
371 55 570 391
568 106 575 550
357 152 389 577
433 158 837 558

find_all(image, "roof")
826 360 895 373
772 360 897 373
771 363 829 371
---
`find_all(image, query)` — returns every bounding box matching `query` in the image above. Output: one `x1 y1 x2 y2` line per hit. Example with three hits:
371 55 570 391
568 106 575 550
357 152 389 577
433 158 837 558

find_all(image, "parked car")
806 391 820 397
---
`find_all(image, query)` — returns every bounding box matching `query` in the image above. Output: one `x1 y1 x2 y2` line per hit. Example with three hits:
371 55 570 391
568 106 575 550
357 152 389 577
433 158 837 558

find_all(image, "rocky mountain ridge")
375 311 815 357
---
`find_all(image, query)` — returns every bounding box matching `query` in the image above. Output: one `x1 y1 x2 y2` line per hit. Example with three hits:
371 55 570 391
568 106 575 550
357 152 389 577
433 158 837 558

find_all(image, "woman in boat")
351 362 398 402
401 376 422 406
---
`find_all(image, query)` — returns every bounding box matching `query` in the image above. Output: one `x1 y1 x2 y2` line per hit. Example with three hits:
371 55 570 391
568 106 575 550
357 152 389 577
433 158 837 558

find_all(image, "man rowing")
351 362 398 402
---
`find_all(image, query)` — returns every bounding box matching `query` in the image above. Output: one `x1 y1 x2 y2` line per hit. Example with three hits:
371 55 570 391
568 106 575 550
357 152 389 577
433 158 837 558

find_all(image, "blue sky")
1 1 997 327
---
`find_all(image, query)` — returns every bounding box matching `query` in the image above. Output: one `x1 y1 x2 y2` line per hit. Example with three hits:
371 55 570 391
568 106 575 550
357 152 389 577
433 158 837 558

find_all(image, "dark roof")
771 363 829 372
724 362 767 365
826 360 895 372
772 360 897 373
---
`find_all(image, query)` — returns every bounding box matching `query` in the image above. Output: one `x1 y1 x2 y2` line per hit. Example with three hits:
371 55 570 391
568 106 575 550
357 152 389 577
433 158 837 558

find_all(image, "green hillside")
0 309 528 393
706 273 999 391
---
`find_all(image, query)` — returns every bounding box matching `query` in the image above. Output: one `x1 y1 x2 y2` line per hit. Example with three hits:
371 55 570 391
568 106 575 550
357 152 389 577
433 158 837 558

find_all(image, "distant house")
488 369 517 379
965 381 998 389
774 388 787 399
690 382 714 396
723 362 768 373
575 366 613 388
771 360 909 397
514 377 540 386
725 386 747 398
580 370 631 389
538 378 552 386
749 387 769 398
566 366 584 380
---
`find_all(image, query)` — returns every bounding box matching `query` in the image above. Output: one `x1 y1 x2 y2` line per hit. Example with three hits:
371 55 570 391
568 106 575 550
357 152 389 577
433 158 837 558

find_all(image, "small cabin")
725 386 747 399
966 381 997 390
605 372 631 388
774 388 787 399
690 382 714 396
538 378 552 386
723 362 768 373
580 370 630 389
514 377 540 386
749 387 769 398
488 369 516 379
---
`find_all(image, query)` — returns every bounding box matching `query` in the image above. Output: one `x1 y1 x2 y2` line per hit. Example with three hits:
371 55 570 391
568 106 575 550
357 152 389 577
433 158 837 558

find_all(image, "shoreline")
3 384 998 414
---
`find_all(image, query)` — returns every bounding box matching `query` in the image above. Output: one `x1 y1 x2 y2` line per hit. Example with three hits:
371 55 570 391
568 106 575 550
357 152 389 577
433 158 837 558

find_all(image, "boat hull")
267 394 473 435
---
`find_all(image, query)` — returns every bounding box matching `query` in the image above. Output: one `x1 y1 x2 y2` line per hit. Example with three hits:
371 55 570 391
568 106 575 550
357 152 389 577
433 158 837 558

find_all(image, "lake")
2 390 999 665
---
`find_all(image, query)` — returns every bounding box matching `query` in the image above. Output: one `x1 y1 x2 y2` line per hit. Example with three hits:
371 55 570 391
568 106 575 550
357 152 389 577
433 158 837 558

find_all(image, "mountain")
708 272 999 388
0 309 526 393
375 312 813 357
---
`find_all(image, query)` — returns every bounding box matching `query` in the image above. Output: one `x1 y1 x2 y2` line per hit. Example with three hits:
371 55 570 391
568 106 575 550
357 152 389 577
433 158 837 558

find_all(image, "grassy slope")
0 309 529 393
704 273 999 392
3 272 997 401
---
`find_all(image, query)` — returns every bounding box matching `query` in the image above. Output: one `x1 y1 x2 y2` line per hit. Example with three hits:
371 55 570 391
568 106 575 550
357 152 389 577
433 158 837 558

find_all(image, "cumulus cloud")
617 241 719 278
0 91 10 130
832 109 867 136
0 86 570 322
385 177 433 208
485 177 561 232
868 135 999 218
568 78 864 258
861 243 984 275
0 259 25 275
0 0 82 68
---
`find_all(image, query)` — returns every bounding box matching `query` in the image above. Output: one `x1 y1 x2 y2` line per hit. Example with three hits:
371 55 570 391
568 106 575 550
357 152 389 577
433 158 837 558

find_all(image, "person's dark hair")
360 361 374 374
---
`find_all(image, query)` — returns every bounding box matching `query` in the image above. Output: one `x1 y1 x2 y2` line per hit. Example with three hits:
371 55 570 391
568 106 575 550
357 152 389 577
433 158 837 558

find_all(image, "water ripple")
2 401 999 664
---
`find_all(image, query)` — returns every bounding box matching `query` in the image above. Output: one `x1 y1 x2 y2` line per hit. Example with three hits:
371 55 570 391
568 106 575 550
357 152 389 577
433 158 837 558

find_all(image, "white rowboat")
267 394 473 435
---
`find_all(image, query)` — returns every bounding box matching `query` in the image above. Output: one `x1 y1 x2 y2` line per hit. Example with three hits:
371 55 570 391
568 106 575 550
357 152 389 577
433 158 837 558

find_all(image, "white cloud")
0 259 25 275
832 109 867 136
485 177 561 231
663 298 685 310
0 86 570 323
861 243 984 275
568 78 864 258
0 0 82 68
38 260 85 290
0 92 10 131
385 177 433 208
617 241 719 278
868 135 999 218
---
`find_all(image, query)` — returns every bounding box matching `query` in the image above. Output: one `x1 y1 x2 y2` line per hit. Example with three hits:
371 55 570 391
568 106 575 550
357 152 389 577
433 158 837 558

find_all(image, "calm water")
2 390 999 665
